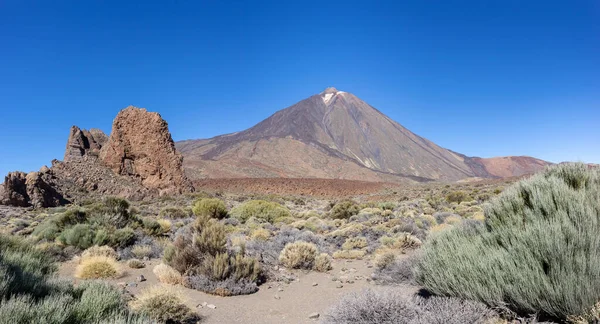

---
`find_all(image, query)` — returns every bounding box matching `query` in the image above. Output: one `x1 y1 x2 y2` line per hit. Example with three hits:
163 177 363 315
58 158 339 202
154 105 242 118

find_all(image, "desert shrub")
250 228 270 241
341 237 368 250
279 241 318 269
323 289 496 324
58 224 94 250
416 163 600 321
374 250 396 270
131 245 153 259
329 200 360 219
165 219 262 296
445 191 469 203
230 200 291 223
75 256 122 279
195 220 227 256
373 254 417 285
314 253 332 272
192 198 228 219
87 197 133 228
246 228 330 267
110 227 136 248
127 259 145 269
130 286 198 323
142 218 164 236
153 263 182 285
159 206 190 219
81 245 118 260
0 235 145 323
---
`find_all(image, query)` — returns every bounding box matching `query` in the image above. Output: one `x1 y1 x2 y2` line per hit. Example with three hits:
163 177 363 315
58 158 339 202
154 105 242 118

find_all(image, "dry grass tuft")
76 256 122 279
153 263 183 285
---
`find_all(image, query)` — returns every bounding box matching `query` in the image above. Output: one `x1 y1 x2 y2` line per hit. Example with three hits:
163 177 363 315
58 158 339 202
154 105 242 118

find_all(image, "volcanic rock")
100 106 193 195
64 126 108 162
0 170 68 208
1 172 29 207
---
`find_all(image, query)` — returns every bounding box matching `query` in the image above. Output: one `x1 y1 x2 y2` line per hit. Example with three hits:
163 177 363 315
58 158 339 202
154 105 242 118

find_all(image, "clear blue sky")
1 1 598 177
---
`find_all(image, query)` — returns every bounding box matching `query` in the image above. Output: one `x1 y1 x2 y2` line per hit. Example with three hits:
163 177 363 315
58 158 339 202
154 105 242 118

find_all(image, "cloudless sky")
1 0 598 177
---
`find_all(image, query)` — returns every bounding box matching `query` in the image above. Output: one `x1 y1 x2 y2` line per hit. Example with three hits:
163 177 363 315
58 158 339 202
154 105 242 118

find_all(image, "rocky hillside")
1 106 193 208
177 88 550 181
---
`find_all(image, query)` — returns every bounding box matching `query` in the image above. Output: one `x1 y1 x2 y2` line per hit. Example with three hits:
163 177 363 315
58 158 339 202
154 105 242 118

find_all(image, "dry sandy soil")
59 255 417 324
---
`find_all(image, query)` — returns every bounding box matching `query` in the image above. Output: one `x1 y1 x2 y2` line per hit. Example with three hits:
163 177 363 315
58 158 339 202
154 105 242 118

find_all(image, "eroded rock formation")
0 169 68 208
64 126 108 162
100 106 193 195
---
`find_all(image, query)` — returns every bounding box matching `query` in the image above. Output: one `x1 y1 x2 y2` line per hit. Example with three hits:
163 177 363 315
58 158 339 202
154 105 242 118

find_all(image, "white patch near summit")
322 93 334 104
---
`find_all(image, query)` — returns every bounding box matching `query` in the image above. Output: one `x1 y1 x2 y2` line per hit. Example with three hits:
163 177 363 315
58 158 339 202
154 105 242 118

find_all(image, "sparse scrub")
131 244 153 259
0 235 145 323
329 200 360 219
153 263 182 285
159 206 190 219
279 241 318 269
445 191 470 203
341 237 368 250
130 286 198 323
314 253 333 272
230 200 291 223
81 245 118 260
75 256 122 279
324 289 496 324
127 259 145 269
416 164 600 321
192 198 228 219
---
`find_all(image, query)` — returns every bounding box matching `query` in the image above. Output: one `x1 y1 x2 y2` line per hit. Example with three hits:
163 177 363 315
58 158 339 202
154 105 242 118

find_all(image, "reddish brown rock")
99 106 193 195
1 172 29 207
64 126 108 162
0 170 67 208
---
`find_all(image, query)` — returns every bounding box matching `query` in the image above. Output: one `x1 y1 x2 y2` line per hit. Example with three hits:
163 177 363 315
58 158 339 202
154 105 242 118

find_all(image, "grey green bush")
0 235 151 323
229 200 290 223
416 163 600 321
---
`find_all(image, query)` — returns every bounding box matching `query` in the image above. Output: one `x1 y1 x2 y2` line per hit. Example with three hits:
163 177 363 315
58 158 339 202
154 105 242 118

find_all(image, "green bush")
416 163 600 321
229 200 290 223
445 191 470 203
159 206 190 219
329 200 360 219
192 198 228 219
110 227 135 248
58 224 94 250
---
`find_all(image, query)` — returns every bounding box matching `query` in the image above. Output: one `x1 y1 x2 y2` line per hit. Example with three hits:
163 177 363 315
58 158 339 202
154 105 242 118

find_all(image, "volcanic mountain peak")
320 87 347 105
176 88 550 181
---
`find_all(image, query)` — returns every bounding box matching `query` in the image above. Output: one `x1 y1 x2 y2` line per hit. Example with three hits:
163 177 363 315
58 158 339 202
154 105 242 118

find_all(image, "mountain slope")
177 88 550 181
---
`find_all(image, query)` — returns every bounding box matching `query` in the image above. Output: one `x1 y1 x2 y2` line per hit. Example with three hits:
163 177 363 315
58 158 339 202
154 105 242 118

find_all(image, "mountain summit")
177 88 549 181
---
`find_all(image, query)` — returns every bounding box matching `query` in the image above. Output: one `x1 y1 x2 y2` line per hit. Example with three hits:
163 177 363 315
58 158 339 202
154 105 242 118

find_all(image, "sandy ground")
59 256 417 324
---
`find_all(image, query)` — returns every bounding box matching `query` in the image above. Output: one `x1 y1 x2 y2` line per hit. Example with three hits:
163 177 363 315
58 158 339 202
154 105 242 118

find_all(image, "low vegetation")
416 163 600 321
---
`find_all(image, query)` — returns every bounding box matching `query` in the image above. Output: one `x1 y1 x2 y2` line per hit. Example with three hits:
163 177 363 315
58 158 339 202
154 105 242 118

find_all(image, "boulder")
99 106 193 195
64 126 108 162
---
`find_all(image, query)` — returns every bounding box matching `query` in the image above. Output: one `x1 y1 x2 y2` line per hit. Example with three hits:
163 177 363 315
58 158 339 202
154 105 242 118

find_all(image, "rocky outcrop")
0 169 68 208
1 172 29 207
64 126 108 162
100 106 193 195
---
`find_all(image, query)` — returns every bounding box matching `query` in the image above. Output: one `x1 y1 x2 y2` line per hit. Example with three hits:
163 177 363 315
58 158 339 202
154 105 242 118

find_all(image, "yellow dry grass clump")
153 263 183 285
81 245 118 260
76 256 122 279
130 286 196 323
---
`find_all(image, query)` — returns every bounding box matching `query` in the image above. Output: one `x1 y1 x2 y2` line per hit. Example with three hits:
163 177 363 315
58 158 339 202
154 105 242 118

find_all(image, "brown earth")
59 256 417 324
193 178 400 198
